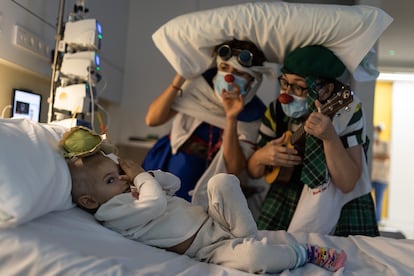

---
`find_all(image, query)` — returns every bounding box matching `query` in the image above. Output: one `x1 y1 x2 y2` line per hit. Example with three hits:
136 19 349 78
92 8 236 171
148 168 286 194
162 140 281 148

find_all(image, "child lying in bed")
62 127 346 274
67 155 346 273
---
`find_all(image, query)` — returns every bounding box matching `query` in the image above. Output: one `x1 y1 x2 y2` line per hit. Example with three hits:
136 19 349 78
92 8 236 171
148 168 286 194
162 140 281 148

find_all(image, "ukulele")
264 86 354 184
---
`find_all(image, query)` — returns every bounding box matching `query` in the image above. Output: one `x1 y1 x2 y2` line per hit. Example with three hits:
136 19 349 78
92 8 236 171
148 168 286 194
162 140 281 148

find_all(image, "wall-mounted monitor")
11 89 42 122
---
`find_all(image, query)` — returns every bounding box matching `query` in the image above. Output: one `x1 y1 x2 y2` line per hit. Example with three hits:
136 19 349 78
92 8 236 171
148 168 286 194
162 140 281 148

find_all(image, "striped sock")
306 244 347 272
291 244 308 269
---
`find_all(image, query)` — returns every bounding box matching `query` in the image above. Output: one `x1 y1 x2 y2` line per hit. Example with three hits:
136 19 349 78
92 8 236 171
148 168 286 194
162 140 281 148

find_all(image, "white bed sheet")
1 207 413 276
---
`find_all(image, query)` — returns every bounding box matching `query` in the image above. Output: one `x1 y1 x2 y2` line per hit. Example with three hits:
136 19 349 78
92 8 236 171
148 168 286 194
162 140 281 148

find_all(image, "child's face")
88 156 131 205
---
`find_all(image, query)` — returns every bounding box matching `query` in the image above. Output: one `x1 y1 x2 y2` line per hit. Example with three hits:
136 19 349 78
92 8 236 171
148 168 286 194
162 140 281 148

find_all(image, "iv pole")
47 0 65 123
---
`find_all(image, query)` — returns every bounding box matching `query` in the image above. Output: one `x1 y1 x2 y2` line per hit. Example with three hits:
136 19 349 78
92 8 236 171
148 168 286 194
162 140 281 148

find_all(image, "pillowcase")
0 118 74 228
152 2 393 80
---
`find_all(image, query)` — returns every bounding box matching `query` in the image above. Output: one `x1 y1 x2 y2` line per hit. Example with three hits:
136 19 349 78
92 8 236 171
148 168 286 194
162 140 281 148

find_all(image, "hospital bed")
1 205 413 275
2 2 409 275
1 116 413 276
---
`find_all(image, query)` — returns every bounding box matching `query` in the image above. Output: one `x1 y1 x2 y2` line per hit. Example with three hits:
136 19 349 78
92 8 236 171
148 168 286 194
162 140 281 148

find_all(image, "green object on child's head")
59 126 104 158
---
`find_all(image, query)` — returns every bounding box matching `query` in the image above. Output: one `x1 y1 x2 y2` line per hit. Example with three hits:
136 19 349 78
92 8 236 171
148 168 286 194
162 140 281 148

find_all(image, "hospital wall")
0 0 129 115
7 0 414 234
107 0 282 145
387 80 414 238
0 60 50 122
0 0 374 142
106 0 375 146
0 0 54 120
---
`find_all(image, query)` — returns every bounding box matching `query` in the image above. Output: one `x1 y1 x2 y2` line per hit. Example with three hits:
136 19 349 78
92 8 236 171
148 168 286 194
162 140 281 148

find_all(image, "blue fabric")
239 96 266 122
142 123 221 202
141 135 171 172
372 180 387 222
290 243 307 269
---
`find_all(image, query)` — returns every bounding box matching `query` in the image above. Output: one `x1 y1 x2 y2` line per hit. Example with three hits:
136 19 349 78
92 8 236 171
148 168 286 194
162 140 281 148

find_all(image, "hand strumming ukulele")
264 86 354 184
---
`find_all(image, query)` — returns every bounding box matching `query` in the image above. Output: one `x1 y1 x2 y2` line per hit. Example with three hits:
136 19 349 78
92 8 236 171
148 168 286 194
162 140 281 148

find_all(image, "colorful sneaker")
306 244 347 272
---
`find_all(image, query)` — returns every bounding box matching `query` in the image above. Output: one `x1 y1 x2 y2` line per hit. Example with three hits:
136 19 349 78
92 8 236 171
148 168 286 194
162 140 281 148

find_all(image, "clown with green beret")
248 45 379 237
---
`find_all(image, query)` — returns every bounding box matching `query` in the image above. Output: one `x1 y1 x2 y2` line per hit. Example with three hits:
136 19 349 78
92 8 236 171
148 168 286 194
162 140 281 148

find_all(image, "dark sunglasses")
217 44 254 67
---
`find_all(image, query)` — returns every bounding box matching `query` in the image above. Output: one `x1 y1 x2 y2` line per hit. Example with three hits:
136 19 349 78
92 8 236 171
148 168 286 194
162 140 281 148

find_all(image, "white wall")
1 0 374 145
0 0 128 104
85 0 129 103
388 80 414 238
0 0 57 77
108 0 282 144
107 1 197 143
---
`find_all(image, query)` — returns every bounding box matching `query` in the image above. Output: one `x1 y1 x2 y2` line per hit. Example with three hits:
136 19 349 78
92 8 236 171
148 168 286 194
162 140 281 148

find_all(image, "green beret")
281 45 345 79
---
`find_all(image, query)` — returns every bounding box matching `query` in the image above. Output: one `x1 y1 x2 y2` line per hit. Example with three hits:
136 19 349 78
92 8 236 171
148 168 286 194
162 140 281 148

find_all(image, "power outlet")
13 24 50 60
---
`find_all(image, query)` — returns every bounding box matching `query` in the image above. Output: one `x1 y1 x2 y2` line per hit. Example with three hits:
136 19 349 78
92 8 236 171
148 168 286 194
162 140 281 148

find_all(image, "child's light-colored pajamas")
95 171 301 274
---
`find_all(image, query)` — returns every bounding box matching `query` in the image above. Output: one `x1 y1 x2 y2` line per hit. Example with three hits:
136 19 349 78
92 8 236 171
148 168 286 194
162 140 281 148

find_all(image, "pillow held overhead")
152 2 393 81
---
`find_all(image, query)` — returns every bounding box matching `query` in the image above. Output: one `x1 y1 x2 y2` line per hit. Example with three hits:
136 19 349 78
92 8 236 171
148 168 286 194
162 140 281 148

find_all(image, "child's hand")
118 174 140 200
119 159 145 180
130 185 139 200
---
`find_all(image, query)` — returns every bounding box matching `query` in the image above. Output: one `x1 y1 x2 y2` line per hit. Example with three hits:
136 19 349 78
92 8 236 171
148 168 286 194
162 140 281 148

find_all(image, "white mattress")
1 207 413 276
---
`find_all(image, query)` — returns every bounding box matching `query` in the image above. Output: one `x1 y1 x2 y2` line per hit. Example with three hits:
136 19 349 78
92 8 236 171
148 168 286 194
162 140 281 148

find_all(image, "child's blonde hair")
67 154 108 213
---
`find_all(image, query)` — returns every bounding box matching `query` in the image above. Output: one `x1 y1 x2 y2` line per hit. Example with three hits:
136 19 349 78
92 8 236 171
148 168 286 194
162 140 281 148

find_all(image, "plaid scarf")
300 79 326 188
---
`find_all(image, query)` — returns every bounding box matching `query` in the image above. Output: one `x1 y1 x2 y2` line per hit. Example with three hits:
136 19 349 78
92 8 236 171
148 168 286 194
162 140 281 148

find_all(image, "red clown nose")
278 93 294 104
224 74 235 83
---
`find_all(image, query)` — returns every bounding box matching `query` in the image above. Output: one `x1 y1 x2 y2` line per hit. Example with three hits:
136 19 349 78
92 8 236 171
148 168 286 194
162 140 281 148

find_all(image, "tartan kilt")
256 170 303 231
333 193 379 237
256 173 379 237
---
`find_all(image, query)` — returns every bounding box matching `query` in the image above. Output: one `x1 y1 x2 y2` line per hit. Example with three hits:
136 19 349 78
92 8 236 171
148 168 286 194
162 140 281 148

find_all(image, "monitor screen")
12 89 42 122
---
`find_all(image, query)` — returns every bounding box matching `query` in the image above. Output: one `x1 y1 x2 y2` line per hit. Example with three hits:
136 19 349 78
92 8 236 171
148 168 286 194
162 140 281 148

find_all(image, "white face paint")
281 94 308 118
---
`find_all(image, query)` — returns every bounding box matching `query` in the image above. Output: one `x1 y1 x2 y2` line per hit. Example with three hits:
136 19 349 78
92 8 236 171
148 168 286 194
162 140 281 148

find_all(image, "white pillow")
0 119 74 228
152 2 393 80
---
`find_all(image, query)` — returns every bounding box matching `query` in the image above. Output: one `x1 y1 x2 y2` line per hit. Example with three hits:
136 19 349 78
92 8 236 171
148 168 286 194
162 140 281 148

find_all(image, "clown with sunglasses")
143 39 273 212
